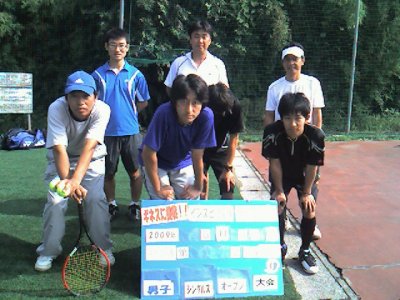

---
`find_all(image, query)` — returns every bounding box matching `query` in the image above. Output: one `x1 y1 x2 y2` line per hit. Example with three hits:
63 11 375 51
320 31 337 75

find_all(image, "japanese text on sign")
0 72 33 114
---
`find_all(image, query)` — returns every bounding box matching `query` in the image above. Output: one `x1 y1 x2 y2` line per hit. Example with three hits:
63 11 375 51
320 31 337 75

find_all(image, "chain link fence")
2 1 400 136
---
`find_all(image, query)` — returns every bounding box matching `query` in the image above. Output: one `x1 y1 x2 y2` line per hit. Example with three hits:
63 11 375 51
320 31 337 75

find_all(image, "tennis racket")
62 201 111 296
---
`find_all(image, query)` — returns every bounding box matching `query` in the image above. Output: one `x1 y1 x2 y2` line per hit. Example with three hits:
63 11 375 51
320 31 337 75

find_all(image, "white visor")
281 46 304 60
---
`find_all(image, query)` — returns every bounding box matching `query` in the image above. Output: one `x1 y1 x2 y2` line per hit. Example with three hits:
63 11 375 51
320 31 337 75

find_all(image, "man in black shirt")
202 83 244 199
262 92 325 274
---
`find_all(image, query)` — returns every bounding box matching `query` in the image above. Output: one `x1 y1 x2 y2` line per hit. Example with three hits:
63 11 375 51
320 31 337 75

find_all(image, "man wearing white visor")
264 42 325 128
263 42 325 272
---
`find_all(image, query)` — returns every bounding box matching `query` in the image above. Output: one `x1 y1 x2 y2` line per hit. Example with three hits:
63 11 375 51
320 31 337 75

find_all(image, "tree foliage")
356 0 400 113
0 0 399 132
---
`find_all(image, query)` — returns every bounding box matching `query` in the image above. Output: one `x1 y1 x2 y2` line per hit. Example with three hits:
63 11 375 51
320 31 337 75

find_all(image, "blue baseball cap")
64 70 96 95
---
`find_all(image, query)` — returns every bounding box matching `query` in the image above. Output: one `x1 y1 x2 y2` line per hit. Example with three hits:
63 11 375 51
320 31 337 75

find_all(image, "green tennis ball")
57 182 71 198
49 177 60 192
58 188 70 198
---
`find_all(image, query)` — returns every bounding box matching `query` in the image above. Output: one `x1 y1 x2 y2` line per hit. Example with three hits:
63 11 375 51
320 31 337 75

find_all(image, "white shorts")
142 165 198 200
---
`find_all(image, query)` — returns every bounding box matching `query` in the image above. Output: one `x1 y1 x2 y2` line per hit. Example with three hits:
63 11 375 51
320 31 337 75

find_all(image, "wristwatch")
224 165 233 172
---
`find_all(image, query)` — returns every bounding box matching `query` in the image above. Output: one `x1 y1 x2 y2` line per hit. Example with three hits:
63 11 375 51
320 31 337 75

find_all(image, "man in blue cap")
35 70 114 271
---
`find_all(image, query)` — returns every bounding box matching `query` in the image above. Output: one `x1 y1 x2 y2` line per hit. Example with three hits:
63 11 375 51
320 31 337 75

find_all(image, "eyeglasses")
108 43 128 50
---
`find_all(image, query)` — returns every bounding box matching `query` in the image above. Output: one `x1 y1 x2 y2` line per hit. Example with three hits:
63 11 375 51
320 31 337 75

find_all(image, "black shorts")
203 149 235 195
104 134 142 177
269 178 319 202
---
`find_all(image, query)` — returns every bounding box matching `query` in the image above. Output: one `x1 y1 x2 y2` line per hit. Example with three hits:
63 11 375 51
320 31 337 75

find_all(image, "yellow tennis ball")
57 182 71 198
58 188 70 198
49 176 60 192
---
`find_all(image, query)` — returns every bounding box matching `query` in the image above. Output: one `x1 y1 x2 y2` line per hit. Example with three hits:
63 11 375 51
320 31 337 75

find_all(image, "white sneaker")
313 225 322 240
35 256 55 271
285 216 293 231
100 249 115 267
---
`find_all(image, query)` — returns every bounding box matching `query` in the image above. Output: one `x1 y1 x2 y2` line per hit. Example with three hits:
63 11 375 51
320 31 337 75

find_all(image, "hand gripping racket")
62 201 111 296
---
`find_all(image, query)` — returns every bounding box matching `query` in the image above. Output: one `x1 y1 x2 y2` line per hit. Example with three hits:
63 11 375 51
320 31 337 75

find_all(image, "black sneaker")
298 249 319 274
128 204 141 221
281 243 288 269
109 203 119 220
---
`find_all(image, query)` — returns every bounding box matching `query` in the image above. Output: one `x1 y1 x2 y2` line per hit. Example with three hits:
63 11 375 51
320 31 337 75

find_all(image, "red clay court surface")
240 141 400 300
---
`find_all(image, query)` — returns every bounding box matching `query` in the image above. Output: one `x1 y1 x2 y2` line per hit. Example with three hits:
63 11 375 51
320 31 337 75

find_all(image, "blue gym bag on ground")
1 128 46 150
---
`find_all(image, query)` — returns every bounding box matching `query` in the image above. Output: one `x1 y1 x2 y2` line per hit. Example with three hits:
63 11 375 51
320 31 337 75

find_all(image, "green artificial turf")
0 148 300 299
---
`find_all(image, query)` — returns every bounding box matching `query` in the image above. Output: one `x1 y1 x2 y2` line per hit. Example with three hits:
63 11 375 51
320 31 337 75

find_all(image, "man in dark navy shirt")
202 83 244 199
262 92 325 275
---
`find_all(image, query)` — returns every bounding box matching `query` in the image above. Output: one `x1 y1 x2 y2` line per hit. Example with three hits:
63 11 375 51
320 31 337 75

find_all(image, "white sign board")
141 200 284 299
0 72 33 113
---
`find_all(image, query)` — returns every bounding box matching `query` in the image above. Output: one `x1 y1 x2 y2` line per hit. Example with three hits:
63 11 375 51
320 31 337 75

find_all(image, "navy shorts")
104 134 142 177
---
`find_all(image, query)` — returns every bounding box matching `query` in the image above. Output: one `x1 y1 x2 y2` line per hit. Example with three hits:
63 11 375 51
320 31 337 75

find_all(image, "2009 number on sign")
146 228 179 243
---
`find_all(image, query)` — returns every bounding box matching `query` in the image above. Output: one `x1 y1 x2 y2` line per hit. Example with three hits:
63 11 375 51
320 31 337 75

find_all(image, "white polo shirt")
265 74 325 124
164 51 228 87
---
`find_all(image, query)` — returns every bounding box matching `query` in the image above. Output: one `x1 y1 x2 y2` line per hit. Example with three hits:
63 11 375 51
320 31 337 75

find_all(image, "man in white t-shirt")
263 42 325 240
35 71 114 271
263 42 325 128
164 20 229 95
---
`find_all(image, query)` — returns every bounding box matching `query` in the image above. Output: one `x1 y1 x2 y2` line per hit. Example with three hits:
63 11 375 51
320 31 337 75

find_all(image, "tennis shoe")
108 203 119 220
285 216 293 230
298 249 319 274
128 204 141 221
312 225 322 240
35 255 55 271
100 249 115 267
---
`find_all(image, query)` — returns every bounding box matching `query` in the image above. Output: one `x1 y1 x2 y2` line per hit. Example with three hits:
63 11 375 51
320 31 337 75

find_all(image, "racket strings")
63 245 109 295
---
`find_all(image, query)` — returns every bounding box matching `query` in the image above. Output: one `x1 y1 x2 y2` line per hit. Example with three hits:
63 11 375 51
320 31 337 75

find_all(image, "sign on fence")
141 200 284 299
0 72 33 114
